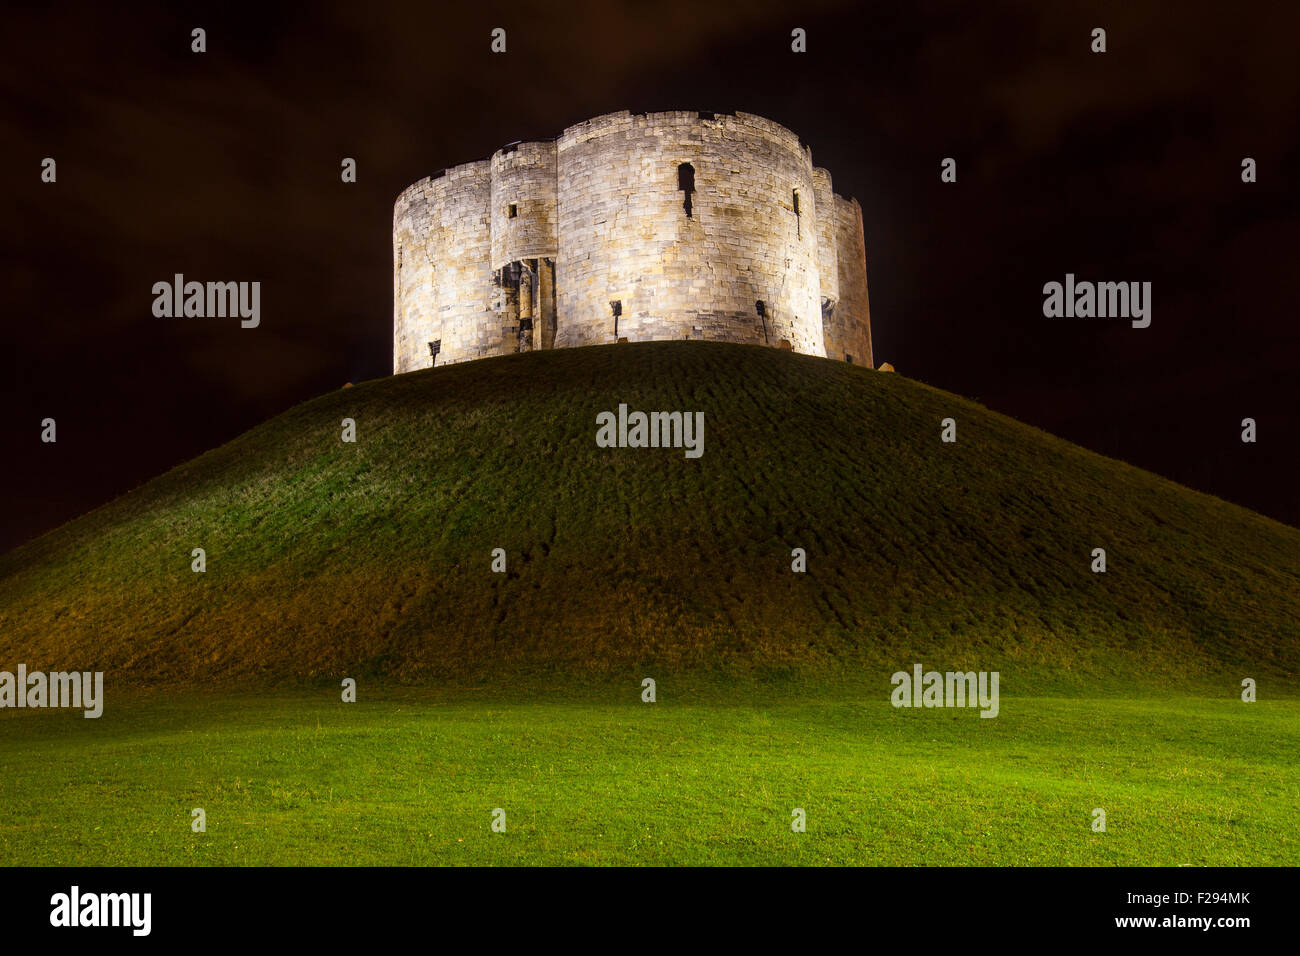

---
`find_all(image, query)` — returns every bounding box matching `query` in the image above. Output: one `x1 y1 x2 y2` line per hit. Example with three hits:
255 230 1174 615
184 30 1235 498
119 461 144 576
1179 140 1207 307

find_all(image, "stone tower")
393 110 872 372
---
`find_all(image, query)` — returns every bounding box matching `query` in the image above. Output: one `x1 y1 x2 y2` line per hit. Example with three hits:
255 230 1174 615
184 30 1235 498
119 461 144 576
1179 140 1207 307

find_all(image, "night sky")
2 0 1296 553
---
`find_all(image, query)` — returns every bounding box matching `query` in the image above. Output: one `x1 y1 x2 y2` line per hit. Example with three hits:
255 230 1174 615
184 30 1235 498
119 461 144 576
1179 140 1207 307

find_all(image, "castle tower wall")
827 194 873 367
393 110 871 373
536 258 557 350
553 111 825 355
489 141 559 269
393 179 438 373
812 168 839 308
393 161 495 370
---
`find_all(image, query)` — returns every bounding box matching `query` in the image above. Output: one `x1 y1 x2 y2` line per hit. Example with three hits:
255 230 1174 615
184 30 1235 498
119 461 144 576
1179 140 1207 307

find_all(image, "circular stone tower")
393 110 872 373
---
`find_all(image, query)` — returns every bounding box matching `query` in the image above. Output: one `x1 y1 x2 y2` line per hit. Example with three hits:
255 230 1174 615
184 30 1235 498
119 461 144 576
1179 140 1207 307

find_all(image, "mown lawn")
1 686 1294 866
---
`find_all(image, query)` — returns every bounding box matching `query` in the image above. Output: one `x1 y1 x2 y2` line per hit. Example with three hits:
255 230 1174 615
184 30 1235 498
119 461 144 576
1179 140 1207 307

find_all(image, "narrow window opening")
428 340 441 366
677 162 695 218
792 189 801 238
611 300 622 337
508 203 518 218
845 353 853 364
755 300 769 344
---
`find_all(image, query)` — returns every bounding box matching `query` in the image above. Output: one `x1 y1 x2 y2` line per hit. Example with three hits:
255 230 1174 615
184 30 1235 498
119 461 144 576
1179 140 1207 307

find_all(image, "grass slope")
0 341 1296 691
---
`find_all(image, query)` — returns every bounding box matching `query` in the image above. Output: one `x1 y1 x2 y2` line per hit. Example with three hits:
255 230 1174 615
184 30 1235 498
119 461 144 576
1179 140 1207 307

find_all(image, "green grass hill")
1 341 1296 692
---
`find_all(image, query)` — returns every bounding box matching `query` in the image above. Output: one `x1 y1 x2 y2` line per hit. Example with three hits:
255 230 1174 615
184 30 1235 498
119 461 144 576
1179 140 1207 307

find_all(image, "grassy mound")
1 341 1295 690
